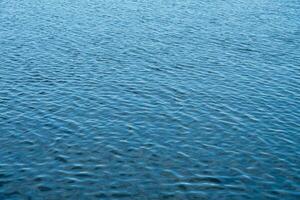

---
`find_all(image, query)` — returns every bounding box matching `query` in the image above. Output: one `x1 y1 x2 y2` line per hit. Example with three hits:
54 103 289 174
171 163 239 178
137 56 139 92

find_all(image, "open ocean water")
0 0 300 199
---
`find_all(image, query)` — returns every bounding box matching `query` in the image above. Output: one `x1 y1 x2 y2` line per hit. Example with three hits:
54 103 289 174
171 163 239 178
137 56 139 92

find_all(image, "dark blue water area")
0 0 300 199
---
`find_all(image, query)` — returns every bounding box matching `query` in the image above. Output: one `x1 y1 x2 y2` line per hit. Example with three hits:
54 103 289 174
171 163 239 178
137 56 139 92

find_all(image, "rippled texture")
1 0 300 199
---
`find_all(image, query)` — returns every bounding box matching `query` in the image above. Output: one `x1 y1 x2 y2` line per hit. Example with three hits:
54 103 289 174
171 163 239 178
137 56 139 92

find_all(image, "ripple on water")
1 0 300 199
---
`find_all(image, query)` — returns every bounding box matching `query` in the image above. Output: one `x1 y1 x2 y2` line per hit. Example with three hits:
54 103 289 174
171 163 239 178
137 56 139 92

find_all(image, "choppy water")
1 0 300 199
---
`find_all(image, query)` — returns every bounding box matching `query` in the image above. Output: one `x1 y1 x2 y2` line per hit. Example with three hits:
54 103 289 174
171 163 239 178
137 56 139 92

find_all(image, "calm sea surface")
0 0 300 199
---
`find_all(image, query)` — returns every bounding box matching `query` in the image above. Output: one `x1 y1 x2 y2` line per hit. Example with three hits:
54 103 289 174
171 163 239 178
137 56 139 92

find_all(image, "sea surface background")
0 0 299 199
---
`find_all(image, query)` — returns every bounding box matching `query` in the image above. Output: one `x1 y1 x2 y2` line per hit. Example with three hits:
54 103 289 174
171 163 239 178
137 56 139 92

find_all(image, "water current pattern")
0 0 300 199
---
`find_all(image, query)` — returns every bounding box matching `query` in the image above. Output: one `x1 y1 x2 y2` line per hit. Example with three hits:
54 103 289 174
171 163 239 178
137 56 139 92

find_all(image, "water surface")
0 0 300 199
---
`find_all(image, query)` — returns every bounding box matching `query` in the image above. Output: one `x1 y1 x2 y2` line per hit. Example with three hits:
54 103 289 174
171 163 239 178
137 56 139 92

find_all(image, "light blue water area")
0 0 299 199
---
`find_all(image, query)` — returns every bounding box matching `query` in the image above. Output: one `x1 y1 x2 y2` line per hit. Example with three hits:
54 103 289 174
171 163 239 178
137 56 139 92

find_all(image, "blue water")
1 0 300 199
